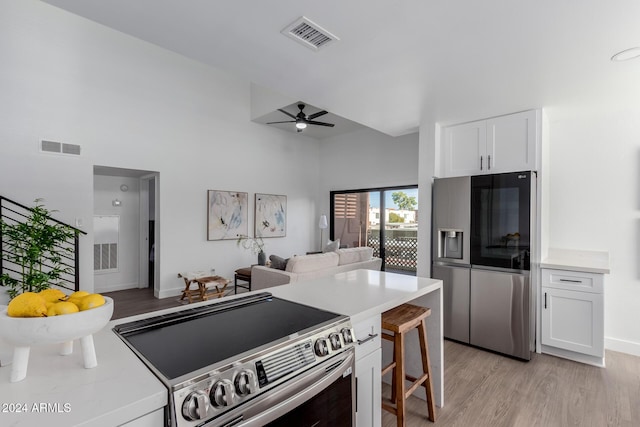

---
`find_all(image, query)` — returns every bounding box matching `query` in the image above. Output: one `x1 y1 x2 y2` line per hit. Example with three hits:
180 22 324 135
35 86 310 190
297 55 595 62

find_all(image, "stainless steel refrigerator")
432 172 534 360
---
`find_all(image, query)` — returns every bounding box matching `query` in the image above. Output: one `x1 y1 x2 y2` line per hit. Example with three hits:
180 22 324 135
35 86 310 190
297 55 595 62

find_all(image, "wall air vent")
281 16 339 51
41 139 81 156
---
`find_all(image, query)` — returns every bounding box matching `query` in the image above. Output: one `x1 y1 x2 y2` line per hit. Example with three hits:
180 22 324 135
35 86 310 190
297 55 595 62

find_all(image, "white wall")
318 128 419 247
544 106 640 355
416 122 439 279
0 0 322 298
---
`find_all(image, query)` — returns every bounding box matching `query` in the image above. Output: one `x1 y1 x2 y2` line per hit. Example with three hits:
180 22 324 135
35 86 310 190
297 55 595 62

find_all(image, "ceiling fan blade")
266 120 295 124
277 108 297 119
307 120 335 127
308 110 329 120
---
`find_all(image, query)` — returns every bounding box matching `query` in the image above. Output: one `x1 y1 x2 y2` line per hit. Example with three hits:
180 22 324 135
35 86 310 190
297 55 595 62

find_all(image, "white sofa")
251 247 382 290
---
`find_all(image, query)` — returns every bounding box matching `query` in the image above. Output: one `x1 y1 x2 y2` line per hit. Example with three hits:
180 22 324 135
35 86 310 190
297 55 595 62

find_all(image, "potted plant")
0 199 78 299
236 234 266 265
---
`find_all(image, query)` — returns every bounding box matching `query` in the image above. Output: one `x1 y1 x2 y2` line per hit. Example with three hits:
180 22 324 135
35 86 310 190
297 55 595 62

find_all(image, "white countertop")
269 269 442 324
0 322 167 426
541 248 610 274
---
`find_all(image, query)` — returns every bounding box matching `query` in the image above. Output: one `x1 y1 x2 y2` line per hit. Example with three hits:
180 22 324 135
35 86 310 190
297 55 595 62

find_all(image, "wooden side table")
234 267 252 294
178 274 229 303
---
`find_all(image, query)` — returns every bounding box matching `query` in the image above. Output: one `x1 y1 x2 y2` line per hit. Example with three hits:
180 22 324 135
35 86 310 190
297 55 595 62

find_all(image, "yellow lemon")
46 305 57 317
38 288 67 303
66 291 90 306
7 292 48 318
47 301 80 316
77 294 106 311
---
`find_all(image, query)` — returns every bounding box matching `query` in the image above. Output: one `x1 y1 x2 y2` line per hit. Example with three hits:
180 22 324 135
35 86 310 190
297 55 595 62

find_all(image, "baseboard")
541 344 605 367
157 287 183 299
605 337 640 357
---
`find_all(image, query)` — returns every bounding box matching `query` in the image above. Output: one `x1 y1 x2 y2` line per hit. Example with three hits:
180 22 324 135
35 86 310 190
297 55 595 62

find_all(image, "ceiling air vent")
41 139 81 156
281 16 339 51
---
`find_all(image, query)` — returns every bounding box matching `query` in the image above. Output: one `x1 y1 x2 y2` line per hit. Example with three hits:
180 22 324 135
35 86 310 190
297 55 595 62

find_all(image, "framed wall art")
207 190 248 240
255 193 286 238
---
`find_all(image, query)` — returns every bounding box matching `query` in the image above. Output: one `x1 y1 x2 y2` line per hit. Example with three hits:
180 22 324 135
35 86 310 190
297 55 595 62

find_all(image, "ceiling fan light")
296 122 307 129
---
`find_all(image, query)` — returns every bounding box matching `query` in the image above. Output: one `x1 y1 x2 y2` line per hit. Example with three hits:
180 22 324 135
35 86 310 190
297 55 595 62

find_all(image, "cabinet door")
541 287 604 357
486 110 537 173
443 121 487 177
356 348 381 427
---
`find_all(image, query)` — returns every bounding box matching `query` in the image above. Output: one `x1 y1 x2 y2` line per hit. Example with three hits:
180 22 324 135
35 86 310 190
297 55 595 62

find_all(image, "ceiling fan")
267 103 335 132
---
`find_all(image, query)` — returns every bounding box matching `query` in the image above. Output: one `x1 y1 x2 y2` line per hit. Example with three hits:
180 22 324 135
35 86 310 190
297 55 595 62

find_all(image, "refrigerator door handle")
480 155 483 170
544 292 547 309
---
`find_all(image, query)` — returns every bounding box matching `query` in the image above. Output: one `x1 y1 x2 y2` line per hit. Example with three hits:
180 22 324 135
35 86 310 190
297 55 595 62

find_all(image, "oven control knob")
210 380 234 407
341 328 355 344
314 338 330 356
329 333 342 350
234 370 257 396
182 390 210 421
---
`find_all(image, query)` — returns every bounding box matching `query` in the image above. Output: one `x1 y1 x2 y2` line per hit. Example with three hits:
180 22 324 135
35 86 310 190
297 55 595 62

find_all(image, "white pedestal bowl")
0 296 113 382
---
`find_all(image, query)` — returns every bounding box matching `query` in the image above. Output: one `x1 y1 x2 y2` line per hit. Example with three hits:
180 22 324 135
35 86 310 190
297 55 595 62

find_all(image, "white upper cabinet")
442 110 540 177
442 121 487 176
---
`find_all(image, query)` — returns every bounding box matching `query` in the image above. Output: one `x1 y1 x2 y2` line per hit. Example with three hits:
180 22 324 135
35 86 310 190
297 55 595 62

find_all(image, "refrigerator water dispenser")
440 229 463 259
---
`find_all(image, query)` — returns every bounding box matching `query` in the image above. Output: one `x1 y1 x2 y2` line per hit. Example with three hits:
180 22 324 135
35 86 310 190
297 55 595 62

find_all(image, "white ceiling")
41 1 640 137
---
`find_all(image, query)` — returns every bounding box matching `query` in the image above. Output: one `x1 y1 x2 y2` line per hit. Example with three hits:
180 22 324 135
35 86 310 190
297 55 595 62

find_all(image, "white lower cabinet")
541 268 605 366
353 314 381 427
356 348 381 427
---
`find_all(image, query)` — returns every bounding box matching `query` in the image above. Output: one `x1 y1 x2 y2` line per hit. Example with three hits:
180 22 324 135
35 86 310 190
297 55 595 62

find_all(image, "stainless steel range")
113 292 356 426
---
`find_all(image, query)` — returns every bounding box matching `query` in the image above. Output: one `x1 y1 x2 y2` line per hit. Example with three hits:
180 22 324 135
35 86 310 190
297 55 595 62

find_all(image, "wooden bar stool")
381 303 436 425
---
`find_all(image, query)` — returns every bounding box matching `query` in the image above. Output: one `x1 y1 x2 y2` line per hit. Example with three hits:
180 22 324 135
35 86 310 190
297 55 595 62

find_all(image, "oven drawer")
353 315 381 360
221 350 355 427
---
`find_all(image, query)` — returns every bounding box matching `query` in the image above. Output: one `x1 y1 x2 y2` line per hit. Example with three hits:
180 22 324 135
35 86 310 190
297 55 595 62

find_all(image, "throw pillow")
323 238 341 253
269 255 289 270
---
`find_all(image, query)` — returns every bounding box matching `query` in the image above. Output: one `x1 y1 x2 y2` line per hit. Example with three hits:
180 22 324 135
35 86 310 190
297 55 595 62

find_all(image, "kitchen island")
270 270 444 406
0 270 442 426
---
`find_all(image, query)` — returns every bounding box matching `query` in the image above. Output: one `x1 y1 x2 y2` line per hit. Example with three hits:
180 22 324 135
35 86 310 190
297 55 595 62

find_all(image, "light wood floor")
383 340 640 427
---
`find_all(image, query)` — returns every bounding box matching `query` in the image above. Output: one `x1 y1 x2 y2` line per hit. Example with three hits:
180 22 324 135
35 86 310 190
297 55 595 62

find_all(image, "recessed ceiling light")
611 47 640 62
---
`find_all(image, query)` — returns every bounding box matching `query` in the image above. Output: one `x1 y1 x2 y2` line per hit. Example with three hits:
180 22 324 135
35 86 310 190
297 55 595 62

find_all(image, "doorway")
330 186 418 275
93 166 159 295
140 173 159 296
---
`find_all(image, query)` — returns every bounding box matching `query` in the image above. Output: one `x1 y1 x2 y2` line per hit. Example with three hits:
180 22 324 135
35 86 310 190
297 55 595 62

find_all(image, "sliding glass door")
330 186 418 275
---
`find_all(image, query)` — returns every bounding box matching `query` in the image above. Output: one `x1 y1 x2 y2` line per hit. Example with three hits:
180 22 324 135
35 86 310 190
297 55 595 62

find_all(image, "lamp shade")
318 215 328 229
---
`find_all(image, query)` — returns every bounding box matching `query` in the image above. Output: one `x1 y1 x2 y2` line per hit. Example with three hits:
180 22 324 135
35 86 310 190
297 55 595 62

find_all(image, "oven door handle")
218 349 355 427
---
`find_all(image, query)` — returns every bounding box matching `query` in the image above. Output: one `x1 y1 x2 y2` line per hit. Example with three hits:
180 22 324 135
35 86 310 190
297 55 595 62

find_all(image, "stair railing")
0 196 86 296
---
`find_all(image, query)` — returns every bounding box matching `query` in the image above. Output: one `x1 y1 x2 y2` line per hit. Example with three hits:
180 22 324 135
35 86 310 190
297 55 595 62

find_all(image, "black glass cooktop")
114 293 342 381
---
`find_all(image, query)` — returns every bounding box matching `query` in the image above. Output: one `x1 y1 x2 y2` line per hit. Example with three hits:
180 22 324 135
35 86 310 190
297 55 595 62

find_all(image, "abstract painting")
255 193 286 238
207 190 248 240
